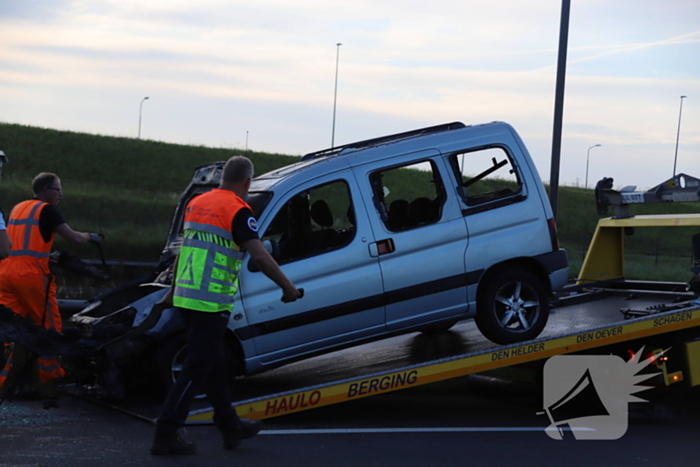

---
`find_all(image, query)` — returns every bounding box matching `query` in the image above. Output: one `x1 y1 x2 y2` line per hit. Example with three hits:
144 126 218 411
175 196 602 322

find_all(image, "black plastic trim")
234 270 483 341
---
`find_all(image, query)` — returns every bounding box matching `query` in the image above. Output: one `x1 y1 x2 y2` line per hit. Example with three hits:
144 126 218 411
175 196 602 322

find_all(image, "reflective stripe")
5 200 53 266
36 356 65 384
8 217 40 225
183 221 234 241
1 345 14 388
173 296 231 313
9 249 50 258
21 202 44 252
183 237 242 276
0 358 11 376
183 236 237 255
37 359 60 372
175 287 236 308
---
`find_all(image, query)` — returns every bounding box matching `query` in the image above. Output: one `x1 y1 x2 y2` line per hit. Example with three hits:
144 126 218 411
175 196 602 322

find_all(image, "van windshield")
245 191 273 218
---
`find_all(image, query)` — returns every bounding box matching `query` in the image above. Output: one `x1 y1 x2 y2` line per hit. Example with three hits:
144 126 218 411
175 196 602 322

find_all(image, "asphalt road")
1 375 698 467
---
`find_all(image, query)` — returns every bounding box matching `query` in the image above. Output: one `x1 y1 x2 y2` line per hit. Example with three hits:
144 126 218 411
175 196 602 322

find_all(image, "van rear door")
353 150 470 331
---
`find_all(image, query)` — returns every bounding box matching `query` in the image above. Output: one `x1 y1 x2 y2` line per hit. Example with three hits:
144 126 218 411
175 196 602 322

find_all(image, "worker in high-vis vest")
0 208 10 259
151 156 301 456
0 172 101 408
0 209 10 392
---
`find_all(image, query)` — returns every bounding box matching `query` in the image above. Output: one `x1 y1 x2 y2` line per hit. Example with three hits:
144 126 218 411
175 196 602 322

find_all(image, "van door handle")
369 238 395 257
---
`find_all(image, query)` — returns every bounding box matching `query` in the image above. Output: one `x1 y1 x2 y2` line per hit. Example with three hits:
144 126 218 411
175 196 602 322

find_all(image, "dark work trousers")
155 308 240 435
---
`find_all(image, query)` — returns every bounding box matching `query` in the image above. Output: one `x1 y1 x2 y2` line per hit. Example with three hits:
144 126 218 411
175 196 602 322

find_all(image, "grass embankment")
1 122 698 282
0 123 299 263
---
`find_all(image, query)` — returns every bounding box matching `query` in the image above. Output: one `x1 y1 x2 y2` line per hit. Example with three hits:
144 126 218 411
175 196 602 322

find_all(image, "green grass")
554 186 700 259
624 253 695 282
564 246 694 283
0 122 301 262
0 123 297 193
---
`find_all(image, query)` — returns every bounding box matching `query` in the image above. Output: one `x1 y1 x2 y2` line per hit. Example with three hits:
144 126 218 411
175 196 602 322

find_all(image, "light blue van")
69 121 568 394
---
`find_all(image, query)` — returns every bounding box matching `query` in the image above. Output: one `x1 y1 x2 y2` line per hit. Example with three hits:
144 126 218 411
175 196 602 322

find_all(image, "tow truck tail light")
649 350 666 367
645 348 684 385
626 349 657 363
547 218 560 251
669 372 683 383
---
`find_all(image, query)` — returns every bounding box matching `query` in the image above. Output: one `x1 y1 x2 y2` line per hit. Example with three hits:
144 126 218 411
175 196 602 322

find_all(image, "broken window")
450 147 522 208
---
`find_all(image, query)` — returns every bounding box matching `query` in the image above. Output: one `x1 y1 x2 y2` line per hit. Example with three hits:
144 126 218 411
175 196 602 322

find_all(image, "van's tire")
475 269 549 345
155 332 237 397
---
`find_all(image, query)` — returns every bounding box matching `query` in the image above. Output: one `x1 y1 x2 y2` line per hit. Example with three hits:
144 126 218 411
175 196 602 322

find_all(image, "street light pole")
548 0 571 220
331 43 342 148
138 96 150 139
672 95 687 177
585 144 601 189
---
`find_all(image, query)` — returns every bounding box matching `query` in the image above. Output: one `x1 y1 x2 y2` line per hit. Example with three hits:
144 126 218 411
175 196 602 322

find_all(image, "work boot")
150 431 197 455
221 418 263 450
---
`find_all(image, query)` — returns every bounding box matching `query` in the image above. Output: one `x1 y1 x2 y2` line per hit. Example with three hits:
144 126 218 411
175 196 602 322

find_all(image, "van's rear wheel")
476 269 549 345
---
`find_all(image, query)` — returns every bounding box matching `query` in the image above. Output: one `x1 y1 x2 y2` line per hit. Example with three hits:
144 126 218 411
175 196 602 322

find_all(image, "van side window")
261 180 356 264
370 160 445 232
450 147 522 207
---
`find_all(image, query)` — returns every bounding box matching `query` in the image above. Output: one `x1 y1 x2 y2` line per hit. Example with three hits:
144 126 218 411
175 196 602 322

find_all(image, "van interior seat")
311 200 334 228
308 200 341 252
387 199 409 230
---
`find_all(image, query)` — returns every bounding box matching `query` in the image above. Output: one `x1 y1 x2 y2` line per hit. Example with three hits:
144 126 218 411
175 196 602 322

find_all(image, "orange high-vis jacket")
0 199 65 385
5 200 54 272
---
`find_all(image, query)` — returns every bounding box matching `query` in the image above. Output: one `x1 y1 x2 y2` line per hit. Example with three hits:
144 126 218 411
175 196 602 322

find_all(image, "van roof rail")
300 121 467 161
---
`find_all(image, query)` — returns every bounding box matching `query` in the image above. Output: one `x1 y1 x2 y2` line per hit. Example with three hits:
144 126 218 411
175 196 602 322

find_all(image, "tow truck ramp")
187 287 700 424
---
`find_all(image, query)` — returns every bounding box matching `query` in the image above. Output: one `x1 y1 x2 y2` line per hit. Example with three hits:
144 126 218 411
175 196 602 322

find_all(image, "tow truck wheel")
155 332 237 398
476 269 549 345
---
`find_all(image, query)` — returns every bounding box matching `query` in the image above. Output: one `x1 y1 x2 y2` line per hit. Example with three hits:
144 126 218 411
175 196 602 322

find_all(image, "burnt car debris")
0 164 221 400
56 165 224 398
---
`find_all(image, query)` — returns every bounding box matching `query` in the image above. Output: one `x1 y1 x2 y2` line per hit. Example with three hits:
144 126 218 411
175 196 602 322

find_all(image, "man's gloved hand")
88 233 103 244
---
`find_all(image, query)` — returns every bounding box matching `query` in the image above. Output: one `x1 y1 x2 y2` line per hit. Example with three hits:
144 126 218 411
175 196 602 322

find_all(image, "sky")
0 0 698 191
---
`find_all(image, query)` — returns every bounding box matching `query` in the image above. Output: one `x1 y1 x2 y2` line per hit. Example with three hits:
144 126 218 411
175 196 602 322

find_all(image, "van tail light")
547 218 560 251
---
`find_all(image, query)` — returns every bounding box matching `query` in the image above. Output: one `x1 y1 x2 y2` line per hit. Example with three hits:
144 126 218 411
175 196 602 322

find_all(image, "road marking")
260 427 593 435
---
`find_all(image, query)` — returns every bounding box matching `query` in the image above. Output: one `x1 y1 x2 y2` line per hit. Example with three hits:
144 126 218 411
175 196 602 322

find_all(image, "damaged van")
65 121 568 396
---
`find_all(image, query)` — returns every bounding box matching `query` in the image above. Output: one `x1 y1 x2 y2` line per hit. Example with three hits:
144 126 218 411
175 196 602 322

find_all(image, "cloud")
538 30 700 73
0 0 697 192
0 0 72 20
